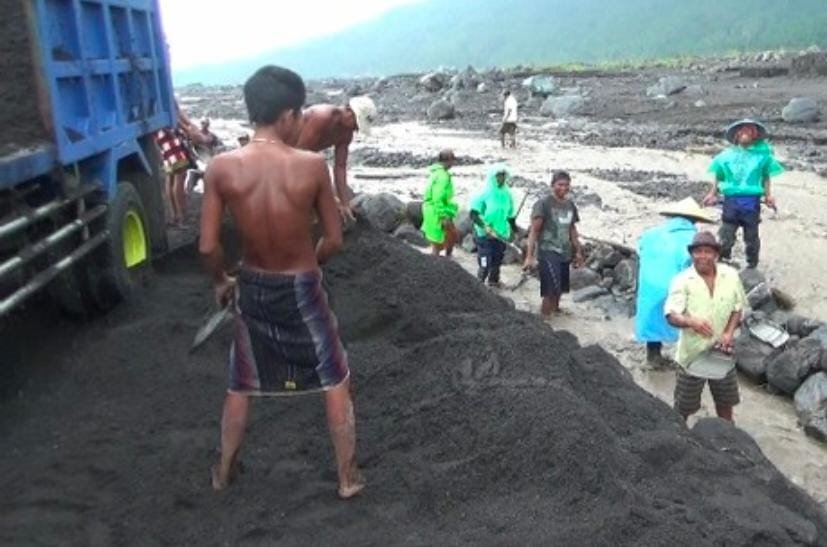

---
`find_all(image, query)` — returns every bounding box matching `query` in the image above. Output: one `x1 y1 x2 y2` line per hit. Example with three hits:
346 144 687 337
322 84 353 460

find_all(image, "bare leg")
541 295 560 317
325 378 364 499
212 392 251 491
444 224 457 257
431 244 443 256
172 170 187 226
715 403 734 422
165 173 179 224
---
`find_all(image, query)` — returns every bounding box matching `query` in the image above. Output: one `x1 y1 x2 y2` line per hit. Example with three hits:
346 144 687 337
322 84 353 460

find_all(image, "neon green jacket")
421 163 458 244
470 164 515 239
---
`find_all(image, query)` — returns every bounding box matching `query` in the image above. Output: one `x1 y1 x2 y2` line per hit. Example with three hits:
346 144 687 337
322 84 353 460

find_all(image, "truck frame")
0 0 175 317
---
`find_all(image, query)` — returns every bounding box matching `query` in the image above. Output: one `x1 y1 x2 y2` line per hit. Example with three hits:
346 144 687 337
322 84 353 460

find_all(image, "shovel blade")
190 307 232 354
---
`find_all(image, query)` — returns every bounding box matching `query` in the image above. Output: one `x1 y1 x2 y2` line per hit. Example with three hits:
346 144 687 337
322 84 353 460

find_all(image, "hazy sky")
160 0 424 69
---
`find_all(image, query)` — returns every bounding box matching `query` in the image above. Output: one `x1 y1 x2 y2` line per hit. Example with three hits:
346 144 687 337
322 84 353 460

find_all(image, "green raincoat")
421 163 458 244
709 140 784 197
470 164 515 239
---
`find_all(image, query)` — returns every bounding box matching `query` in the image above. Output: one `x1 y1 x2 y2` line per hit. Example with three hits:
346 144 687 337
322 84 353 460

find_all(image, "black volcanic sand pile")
350 147 484 169
584 168 710 201
0 0 49 154
1 221 826 545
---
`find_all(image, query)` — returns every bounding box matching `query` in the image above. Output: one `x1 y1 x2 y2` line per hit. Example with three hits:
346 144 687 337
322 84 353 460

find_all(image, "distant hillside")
173 0 827 84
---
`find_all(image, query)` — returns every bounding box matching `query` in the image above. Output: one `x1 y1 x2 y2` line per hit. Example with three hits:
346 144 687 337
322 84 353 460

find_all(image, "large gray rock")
405 200 423 229
734 330 776 383
794 372 827 442
588 245 624 270
786 315 823 338
455 209 474 237
427 99 455 120
747 282 773 310
766 337 823 395
461 233 477 253
612 259 638 292
806 327 827 371
419 72 446 92
392 223 428 248
450 66 480 90
569 268 602 291
539 95 586 117
739 268 766 293
572 286 610 303
782 97 821 123
352 193 405 233
521 75 555 97
646 76 687 97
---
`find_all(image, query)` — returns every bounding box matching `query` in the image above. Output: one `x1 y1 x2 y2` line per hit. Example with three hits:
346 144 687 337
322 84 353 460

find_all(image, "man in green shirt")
421 149 459 256
523 171 584 318
664 231 747 422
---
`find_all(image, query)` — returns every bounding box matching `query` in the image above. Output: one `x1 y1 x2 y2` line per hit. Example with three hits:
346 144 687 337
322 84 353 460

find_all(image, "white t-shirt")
503 95 518 123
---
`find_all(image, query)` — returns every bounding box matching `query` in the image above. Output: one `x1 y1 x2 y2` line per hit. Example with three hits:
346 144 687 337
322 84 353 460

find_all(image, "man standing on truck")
199 65 363 499
295 96 377 221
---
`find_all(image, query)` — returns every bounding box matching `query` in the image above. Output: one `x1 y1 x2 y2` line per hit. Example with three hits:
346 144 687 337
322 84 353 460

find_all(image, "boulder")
419 72 446 92
785 315 823 338
793 372 827 442
646 76 687 97
766 337 823 395
461 233 477 253
455 210 474 237
612 259 637 292
427 99 455 120
747 282 773 309
476 82 487 93
569 268 602 291
739 268 766 293
572 286 610 303
782 97 821 123
734 330 776 383
588 244 623 270
540 95 586 117
392 223 428 248
352 193 405 233
503 243 522 266
807 327 827 371
405 200 423 229
521 75 555 97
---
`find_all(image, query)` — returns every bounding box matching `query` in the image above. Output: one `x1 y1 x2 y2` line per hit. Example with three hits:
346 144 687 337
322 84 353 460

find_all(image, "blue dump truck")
0 0 175 317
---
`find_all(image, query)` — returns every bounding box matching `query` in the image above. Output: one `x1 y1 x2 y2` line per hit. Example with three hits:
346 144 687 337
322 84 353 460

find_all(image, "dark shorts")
229 268 349 396
538 250 570 297
500 122 517 135
721 196 761 227
674 368 740 416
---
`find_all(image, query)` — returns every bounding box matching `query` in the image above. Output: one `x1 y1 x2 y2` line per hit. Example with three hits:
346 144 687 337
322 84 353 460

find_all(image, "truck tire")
48 264 95 316
86 181 151 310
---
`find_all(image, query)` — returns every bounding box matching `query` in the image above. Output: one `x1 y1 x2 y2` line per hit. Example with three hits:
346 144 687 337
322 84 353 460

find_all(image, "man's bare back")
296 105 355 152
200 138 342 277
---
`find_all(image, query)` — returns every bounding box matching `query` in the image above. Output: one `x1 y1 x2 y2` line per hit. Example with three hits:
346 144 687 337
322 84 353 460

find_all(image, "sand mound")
1 220 825 545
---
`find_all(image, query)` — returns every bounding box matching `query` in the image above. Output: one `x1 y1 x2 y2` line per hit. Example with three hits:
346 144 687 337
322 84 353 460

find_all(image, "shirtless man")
199 65 363 499
295 96 376 220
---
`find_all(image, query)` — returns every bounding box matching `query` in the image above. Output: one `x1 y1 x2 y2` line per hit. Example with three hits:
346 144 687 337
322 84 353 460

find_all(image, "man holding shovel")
470 164 518 287
199 66 363 498
665 231 747 422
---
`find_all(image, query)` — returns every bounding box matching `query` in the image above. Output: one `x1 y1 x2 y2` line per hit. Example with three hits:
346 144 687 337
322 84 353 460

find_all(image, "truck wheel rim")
123 209 147 268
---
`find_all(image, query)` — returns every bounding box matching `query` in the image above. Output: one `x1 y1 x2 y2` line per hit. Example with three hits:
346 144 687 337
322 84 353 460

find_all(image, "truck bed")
0 0 50 157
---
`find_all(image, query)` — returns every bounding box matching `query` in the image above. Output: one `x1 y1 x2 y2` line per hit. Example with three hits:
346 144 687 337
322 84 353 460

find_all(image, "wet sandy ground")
345 120 827 505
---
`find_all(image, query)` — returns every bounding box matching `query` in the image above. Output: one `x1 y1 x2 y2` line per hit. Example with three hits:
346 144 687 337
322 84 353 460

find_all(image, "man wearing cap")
664 232 747 422
703 119 784 269
635 198 715 367
297 96 377 220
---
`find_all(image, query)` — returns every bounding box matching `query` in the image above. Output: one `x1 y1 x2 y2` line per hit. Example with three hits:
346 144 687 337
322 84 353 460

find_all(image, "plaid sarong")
229 268 349 396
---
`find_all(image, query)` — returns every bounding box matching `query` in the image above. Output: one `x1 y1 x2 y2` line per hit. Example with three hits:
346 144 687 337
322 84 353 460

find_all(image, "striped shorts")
673 368 740 416
229 268 349 396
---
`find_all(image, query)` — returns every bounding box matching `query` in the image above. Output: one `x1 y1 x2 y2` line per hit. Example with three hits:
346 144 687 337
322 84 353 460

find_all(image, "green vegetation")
174 0 827 84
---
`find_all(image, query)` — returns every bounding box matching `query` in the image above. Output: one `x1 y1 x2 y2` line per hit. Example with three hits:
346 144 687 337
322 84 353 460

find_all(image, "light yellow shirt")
664 264 747 367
